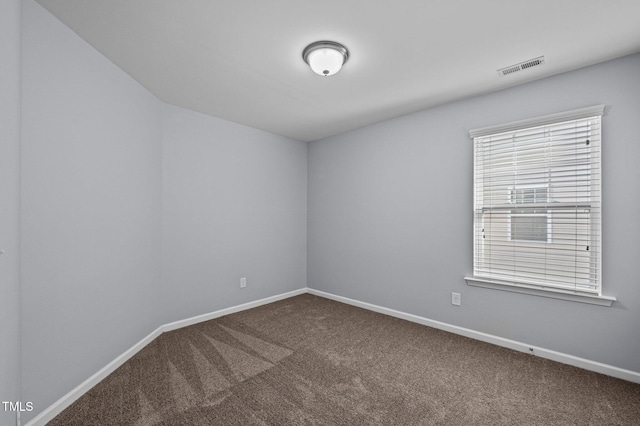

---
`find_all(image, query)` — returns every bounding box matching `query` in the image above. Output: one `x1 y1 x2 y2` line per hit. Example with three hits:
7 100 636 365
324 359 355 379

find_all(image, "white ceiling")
36 0 640 142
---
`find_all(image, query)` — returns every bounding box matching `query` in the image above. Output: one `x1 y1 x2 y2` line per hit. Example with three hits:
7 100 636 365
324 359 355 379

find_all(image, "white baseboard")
162 288 307 332
25 285 640 426
307 288 640 384
24 288 306 426
24 326 164 426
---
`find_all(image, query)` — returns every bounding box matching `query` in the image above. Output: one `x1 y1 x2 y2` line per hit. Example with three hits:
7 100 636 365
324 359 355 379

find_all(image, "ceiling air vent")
497 56 545 77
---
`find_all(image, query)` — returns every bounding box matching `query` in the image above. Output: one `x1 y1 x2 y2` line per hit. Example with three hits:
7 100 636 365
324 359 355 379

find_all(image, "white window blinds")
470 106 604 295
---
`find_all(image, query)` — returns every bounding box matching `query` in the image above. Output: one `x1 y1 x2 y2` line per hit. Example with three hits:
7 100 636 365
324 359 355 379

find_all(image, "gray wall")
161 104 307 324
20 0 163 421
18 2 308 422
308 53 640 373
0 0 22 425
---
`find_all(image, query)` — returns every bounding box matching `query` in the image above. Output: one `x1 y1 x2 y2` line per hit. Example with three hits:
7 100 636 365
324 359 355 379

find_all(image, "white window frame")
464 105 615 306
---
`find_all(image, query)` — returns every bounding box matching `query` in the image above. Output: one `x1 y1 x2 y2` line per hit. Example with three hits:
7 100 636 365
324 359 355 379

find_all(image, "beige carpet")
48 294 640 425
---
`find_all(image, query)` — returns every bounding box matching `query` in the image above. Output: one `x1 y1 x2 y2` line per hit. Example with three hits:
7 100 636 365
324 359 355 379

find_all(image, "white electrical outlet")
452 292 461 306
240 277 247 288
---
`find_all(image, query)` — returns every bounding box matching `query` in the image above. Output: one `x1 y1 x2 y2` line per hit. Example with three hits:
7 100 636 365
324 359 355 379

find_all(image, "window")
465 105 614 306
507 184 551 243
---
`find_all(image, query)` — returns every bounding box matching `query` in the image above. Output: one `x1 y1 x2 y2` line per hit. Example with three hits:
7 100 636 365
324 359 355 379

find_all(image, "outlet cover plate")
452 292 461 306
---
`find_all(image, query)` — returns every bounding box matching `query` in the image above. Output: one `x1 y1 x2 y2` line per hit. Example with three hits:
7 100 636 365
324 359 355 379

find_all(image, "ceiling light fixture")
302 41 349 77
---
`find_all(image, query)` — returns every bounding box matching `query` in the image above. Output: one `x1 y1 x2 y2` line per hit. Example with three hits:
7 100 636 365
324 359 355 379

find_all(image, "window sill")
464 277 616 306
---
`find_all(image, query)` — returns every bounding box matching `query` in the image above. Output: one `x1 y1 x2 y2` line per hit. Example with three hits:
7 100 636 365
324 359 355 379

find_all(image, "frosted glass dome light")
302 41 349 76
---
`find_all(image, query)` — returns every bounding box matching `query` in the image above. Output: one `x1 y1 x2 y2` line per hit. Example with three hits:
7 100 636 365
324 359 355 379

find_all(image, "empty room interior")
2 0 640 425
